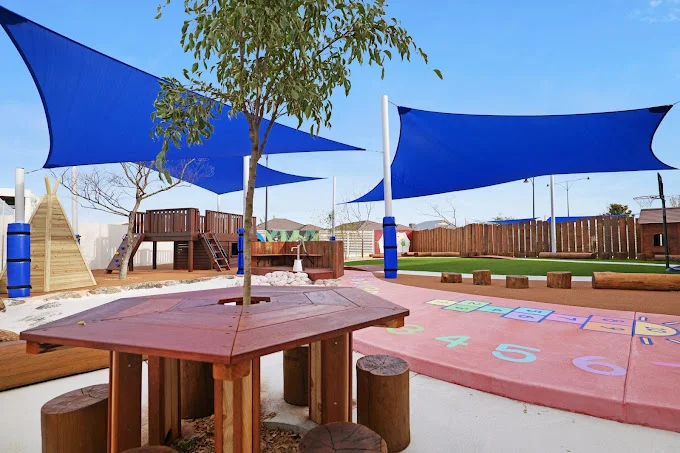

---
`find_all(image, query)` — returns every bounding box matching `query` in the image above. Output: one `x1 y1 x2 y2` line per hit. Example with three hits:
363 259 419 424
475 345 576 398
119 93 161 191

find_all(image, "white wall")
319 229 375 258
78 223 173 270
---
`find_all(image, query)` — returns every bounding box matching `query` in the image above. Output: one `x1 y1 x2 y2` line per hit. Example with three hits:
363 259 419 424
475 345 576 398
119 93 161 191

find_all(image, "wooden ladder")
201 232 231 271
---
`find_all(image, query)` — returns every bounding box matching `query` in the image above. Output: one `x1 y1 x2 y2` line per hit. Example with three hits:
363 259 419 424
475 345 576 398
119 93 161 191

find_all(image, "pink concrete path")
342 271 680 432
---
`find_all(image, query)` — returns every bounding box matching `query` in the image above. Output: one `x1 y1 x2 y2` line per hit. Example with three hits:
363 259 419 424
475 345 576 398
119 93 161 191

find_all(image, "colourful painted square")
426 299 456 307
634 321 679 337
502 312 546 322
478 305 514 315
444 302 487 313
457 300 489 307
583 321 633 335
514 307 553 316
545 313 588 325
589 315 633 327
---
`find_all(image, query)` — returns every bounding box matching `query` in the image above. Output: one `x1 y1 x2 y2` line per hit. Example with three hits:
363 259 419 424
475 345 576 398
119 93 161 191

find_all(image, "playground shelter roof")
0 6 357 195
353 105 675 203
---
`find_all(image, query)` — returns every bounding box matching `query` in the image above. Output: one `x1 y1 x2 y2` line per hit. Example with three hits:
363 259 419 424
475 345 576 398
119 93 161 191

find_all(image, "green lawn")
345 257 668 276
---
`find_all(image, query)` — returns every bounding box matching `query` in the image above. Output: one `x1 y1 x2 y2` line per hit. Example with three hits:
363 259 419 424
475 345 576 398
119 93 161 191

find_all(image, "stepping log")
473 270 491 286
357 355 410 452
592 272 680 291
506 275 529 289
41 384 108 453
284 345 309 406
547 271 572 289
300 422 387 453
441 272 463 283
180 360 214 419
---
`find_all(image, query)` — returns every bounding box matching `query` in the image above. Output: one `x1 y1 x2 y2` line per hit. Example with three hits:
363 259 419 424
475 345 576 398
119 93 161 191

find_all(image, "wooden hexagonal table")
20 286 409 453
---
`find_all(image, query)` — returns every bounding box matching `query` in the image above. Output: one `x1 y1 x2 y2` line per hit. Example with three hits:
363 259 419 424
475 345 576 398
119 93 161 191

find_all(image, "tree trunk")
242 147 259 306
119 201 141 280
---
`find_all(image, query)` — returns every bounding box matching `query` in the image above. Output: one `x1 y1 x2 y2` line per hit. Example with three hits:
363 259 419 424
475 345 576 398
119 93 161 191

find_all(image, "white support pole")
550 175 556 252
331 176 336 238
217 194 221 212
243 155 250 215
381 95 393 217
71 166 78 235
15 168 25 223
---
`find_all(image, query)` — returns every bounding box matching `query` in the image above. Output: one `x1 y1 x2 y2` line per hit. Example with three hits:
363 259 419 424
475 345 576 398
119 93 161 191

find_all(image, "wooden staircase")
200 232 231 271
105 233 145 273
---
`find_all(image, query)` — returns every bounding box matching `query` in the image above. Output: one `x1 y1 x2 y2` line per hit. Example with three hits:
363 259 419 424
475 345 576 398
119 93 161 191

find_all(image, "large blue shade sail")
0 6 361 169
164 157 320 195
353 105 674 202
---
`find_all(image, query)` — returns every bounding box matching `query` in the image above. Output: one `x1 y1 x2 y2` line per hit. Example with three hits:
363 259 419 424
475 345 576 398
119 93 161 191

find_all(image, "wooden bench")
357 355 410 452
41 384 108 453
252 253 323 267
300 422 387 452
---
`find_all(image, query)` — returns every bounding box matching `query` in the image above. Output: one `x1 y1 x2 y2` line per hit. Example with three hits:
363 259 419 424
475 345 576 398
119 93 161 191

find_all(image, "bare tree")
55 160 211 279
336 191 376 258
419 198 457 228
668 194 680 208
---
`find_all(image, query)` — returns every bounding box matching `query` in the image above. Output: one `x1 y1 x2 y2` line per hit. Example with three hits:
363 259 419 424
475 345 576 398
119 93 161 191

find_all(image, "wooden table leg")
107 351 142 453
213 359 260 453
309 332 352 424
148 356 181 445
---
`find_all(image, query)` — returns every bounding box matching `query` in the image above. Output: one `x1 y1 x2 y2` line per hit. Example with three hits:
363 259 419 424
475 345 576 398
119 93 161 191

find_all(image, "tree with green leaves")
152 0 440 304
605 203 632 216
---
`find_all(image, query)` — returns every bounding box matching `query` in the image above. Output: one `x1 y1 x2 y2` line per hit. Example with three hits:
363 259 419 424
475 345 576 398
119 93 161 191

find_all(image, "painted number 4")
435 336 470 348
493 344 540 363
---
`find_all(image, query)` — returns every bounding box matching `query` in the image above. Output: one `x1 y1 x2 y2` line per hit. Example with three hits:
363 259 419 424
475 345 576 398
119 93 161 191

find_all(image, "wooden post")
592 272 680 291
181 360 215 419
108 352 142 453
213 360 260 453
148 356 181 446
547 271 572 289
188 239 194 273
284 346 309 406
309 333 352 425
152 241 158 270
41 384 108 453
472 270 491 285
506 275 529 289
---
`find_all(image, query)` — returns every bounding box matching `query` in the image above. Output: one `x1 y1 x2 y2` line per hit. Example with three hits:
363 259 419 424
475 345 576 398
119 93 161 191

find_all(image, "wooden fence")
411 216 641 259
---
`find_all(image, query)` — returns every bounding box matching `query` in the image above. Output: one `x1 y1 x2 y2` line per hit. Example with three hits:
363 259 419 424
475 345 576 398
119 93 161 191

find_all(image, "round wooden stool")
357 355 410 452
300 422 387 452
121 447 177 452
283 345 309 406
41 384 108 453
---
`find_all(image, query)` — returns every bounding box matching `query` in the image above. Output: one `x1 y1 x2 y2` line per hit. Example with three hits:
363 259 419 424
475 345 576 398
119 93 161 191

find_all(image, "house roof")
336 220 413 231
639 207 680 225
256 218 303 230
414 220 454 230
299 223 323 231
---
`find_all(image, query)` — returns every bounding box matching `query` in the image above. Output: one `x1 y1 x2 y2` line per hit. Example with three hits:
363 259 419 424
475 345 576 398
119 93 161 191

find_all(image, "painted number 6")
493 344 540 363
572 356 626 376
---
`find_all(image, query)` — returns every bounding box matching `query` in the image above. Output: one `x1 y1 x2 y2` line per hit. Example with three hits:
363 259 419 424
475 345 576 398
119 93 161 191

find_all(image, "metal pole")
566 185 570 217
532 178 535 218
382 95 393 217
217 194 221 212
331 176 336 239
550 175 556 252
15 168 25 223
658 173 670 270
71 167 78 238
264 155 269 231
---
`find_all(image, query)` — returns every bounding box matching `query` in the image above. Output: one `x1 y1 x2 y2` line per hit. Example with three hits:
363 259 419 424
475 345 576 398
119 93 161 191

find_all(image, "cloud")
650 0 663 7
632 1 680 22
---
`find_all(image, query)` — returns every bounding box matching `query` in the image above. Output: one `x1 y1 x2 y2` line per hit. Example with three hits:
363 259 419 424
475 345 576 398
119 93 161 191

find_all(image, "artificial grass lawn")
345 257 668 276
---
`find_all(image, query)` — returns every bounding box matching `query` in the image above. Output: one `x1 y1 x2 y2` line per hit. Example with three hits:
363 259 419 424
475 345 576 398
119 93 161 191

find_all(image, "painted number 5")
493 344 540 363
572 356 626 376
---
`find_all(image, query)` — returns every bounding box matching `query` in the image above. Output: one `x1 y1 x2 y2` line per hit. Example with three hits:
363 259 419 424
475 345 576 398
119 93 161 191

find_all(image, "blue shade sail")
163 157 321 195
0 6 361 169
353 105 674 203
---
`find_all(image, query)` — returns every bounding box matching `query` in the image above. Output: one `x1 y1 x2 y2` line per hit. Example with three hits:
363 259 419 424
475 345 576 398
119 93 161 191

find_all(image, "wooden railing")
132 208 253 236
411 216 641 259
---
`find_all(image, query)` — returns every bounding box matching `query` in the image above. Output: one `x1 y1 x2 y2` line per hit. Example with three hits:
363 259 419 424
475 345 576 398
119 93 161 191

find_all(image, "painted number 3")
493 344 540 363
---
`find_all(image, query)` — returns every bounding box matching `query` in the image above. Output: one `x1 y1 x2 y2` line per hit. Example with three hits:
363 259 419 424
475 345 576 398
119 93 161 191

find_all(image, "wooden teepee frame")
1 177 96 293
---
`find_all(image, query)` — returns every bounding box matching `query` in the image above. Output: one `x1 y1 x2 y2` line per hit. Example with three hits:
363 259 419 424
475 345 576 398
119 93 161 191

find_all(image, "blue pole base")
7 222 31 298
382 216 398 279
330 236 336 241
237 227 245 275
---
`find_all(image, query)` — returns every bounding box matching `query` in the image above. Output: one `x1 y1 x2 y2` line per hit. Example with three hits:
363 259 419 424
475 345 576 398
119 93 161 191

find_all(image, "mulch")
377 273 680 316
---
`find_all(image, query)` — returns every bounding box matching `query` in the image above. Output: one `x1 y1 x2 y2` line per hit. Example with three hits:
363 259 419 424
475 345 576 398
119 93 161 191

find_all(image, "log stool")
356 355 410 452
506 275 529 289
473 270 491 285
547 271 572 289
122 447 177 452
283 345 309 406
41 384 108 453
180 359 214 419
441 272 462 283
300 422 387 453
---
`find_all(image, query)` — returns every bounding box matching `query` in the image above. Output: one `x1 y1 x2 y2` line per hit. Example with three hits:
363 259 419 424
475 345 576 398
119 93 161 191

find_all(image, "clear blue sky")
1 0 678 228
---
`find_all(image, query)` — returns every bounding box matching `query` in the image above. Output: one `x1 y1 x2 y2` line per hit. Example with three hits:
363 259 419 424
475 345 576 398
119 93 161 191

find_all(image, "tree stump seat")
472 270 491 285
284 345 309 406
357 355 410 452
41 384 108 453
547 271 572 289
121 447 177 452
441 272 462 283
506 275 529 289
299 422 387 452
